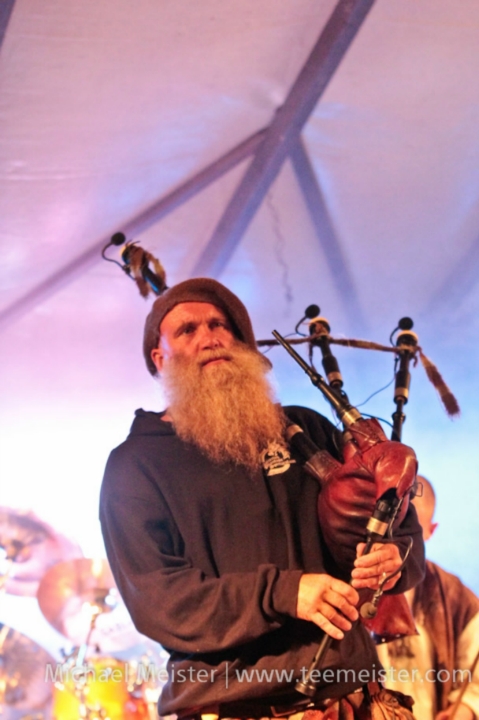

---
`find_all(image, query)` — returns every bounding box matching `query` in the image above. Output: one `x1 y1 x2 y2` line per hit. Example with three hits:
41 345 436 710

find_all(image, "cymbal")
37 558 145 653
0 623 55 711
0 507 82 596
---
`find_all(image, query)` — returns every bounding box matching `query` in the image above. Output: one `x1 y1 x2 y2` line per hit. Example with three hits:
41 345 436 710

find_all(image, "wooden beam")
192 0 376 278
0 0 16 50
0 128 266 329
290 137 366 329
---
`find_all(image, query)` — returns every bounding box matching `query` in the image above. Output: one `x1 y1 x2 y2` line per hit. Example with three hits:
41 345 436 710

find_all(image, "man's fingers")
351 559 399 580
352 543 402 585
310 612 345 640
296 574 360 633
320 598 355 631
352 575 397 590
328 577 360 606
354 543 401 568
324 588 359 623
356 542 367 558
351 543 403 590
351 568 401 590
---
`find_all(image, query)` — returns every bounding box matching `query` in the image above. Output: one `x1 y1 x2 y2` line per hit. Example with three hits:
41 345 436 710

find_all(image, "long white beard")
161 344 286 470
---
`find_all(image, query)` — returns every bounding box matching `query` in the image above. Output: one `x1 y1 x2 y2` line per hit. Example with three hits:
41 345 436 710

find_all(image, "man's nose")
198 325 221 349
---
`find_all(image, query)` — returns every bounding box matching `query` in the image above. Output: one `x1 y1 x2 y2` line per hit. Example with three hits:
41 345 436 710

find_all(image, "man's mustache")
197 348 234 367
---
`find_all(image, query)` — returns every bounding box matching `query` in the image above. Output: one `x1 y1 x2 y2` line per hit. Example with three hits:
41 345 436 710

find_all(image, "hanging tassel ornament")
101 232 168 298
418 349 460 417
121 243 167 298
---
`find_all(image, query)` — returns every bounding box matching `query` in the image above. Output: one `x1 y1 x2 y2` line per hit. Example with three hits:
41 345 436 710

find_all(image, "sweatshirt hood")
128 408 175 437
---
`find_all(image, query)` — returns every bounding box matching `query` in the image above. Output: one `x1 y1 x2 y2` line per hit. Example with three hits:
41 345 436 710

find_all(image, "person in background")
377 476 479 720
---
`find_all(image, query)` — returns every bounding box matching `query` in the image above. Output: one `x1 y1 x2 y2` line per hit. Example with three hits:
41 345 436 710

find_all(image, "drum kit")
0 508 167 720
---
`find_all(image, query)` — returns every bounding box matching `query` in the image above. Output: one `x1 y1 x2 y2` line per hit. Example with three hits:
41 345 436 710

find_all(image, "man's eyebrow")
174 320 197 337
209 314 230 325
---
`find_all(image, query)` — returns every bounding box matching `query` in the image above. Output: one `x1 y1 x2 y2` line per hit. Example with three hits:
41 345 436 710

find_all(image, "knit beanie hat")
143 278 265 375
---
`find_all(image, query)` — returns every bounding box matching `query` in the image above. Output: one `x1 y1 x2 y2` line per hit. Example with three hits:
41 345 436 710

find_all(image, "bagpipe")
102 235 460 697
257 308 459 696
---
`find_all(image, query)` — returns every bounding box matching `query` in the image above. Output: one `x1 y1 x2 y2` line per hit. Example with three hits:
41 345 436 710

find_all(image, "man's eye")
180 324 196 335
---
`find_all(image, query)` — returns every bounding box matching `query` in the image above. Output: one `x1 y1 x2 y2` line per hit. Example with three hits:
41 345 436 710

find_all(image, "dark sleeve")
284 405 343 460
386 500 425 594
99 447 303 655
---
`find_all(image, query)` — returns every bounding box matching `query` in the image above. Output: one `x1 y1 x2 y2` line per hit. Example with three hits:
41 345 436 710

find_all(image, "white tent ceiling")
1 0 478 652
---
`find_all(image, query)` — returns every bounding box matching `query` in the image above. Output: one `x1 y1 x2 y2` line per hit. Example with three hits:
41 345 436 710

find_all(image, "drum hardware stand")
145 691 161 720
58 590 119 720
128 651 164 720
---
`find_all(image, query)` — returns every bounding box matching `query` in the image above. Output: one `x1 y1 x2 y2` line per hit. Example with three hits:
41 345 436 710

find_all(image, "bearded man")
100 278 425 720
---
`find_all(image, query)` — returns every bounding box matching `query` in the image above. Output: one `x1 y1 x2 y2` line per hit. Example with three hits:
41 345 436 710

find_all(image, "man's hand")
351 542 403 591
296 574 359 640
436 703 475 720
